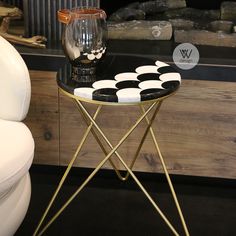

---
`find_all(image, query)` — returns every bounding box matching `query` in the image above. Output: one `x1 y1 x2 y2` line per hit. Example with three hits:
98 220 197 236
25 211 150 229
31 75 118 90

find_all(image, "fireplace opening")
101 0 236 48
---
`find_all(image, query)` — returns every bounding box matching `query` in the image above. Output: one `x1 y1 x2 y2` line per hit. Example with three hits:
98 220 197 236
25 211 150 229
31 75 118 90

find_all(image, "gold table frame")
33 88 190 236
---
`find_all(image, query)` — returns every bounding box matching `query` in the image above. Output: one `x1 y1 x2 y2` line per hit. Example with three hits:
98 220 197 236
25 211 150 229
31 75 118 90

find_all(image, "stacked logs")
108 0 186 41
108 0 236 47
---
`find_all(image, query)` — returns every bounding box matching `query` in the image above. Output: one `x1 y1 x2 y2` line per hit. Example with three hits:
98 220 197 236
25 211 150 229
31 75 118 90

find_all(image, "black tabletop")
57 54 181 104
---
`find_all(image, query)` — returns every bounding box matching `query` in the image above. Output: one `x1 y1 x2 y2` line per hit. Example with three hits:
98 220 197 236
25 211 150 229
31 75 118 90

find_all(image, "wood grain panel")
59 79 236 179
24 71 59 165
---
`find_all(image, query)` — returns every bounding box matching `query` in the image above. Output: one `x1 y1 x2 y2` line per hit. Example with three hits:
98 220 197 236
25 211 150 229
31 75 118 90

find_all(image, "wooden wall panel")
59 79 236 179
24 71 59 165
22 70 236 179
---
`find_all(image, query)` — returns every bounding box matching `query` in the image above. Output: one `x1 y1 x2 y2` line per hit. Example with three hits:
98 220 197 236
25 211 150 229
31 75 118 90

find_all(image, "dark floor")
16 165 236 236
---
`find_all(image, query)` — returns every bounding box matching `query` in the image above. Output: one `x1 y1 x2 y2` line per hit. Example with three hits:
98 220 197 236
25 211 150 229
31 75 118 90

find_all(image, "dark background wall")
2 0 236 15
101 0 236 16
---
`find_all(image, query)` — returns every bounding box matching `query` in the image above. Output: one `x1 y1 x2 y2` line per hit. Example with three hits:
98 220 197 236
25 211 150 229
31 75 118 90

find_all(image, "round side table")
34 55 189 236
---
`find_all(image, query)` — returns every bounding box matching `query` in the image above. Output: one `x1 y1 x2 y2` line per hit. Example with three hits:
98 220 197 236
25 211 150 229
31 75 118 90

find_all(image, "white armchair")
0 36 34 236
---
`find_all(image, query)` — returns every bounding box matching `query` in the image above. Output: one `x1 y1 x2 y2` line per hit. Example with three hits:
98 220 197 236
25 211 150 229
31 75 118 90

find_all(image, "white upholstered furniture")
0 36 34 236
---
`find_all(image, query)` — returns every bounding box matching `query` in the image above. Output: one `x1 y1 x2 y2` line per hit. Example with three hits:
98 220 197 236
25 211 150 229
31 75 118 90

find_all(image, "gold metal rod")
77 100 180 236
74 100 125 180
121 102 163 181
116 153 179 236
33 105 102 236
141 105 190 236
36 100 158 236
75 100 160 182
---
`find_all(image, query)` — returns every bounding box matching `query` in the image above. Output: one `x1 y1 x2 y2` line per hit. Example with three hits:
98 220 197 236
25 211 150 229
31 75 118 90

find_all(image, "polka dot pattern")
83 47 106 61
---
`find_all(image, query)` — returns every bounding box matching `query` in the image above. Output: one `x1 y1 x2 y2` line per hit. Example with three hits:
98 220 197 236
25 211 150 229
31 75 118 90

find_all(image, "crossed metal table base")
33 96 190 236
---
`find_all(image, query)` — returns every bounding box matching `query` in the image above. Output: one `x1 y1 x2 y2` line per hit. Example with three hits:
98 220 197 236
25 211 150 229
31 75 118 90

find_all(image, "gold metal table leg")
140 105 190 236
71 100 180 236
35 101 164 235
74 99 163 182
74 100 125 181
120 101 163 181
33 105 102 236
34 99 189 236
